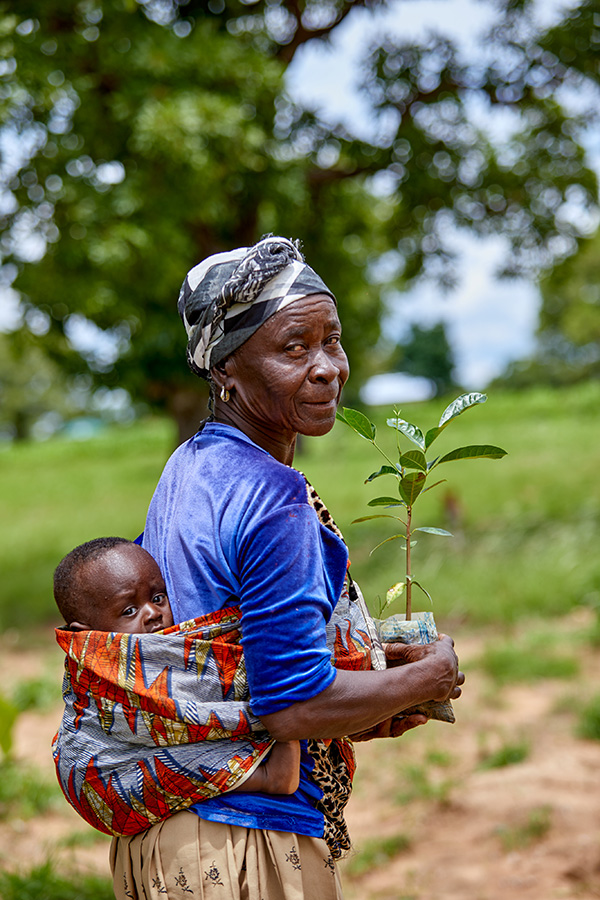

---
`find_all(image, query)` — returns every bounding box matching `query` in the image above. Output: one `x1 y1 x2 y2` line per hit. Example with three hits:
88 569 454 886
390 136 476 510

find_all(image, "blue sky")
286 0 576 396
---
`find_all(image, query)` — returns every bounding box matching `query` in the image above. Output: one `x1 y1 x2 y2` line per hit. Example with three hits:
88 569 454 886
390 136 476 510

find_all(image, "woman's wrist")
260 654 455 741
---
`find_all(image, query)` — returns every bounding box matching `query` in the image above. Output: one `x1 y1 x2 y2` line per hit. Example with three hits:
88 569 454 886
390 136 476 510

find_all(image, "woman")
111 235 463 899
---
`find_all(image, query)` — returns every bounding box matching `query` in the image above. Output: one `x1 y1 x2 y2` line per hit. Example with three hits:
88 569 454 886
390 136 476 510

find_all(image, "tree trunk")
165 383 211 446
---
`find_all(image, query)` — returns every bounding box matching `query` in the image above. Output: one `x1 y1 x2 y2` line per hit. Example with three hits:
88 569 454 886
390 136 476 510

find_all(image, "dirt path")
1 619 599 898
341 620 600 899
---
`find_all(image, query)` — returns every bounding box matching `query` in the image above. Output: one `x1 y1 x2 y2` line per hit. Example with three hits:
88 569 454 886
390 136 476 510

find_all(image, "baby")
53 536 300 796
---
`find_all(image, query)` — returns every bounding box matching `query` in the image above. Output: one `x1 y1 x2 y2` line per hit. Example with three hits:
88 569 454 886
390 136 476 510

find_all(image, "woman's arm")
259 635 462 741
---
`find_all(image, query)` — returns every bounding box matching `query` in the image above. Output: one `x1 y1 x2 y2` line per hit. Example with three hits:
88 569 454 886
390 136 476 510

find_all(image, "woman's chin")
298 413 338 437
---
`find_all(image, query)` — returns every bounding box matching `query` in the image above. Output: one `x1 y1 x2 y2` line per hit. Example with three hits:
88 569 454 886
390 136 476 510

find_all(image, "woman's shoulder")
180 422 309 505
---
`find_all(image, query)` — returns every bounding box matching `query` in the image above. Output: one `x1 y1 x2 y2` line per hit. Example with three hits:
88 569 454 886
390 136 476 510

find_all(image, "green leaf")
369 533 405 555
439 392 487 426
339 407 376 441
364 465 398 483
398 471 427 505
412 580 434 605
386 416 425 450
398 450 427 471
425 392 487 448
351 514 404 524
367 496 405 507
0 694 19 757
380 581 405 615
436 445 508 465
386 581 406 605
415 527 454 536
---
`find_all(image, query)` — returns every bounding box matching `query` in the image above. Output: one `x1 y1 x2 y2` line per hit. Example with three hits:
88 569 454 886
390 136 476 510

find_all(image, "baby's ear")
68 621 91 632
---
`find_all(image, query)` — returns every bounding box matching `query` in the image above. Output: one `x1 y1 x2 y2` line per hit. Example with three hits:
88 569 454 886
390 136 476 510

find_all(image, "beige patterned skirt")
110 810 344 900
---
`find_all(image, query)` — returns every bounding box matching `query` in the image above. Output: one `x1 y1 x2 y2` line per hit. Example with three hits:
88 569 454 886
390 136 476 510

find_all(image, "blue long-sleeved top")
142 421 348 837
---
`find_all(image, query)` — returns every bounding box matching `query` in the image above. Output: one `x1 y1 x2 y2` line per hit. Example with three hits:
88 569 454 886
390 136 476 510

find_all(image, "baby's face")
74 544 174 634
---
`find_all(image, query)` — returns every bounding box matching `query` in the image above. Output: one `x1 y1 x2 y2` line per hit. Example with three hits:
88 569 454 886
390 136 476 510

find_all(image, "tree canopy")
1 0 598 438
394 322 457 396
502 230 600 388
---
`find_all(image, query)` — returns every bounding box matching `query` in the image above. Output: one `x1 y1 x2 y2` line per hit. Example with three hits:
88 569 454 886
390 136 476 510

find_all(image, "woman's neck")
213 405 296 466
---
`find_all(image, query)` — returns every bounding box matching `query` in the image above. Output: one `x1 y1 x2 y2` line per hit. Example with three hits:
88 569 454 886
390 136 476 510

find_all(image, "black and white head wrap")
178 235 335 379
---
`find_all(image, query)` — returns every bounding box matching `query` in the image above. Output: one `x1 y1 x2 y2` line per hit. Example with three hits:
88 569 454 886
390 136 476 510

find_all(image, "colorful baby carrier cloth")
52 581 376 858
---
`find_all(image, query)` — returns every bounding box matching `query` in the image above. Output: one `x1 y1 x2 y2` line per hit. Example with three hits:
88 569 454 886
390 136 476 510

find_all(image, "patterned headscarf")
178 235 335 379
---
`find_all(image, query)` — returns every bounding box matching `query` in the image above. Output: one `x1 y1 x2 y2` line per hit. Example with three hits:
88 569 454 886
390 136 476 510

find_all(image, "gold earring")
220 386 230 403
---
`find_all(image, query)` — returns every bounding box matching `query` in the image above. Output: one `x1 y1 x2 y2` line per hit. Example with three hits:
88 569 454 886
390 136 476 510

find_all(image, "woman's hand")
349 713 428 742
260 634 464 742
383 634 464 702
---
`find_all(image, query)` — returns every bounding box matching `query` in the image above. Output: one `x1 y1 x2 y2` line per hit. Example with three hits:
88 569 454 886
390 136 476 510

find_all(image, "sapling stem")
405 505 412 620
371 436 412 619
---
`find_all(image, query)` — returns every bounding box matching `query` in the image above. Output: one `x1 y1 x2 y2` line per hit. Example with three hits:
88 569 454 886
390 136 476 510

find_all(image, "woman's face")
222 293 349 439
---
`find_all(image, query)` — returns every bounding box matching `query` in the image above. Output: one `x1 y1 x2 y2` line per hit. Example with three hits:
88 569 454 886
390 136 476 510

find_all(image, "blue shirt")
142 422 348 837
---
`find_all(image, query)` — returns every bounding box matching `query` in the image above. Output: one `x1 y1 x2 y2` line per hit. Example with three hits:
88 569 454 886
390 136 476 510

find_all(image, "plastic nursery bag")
375 611 455 724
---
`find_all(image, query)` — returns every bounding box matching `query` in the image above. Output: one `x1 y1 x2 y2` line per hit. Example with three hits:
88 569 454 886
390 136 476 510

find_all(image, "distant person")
52 536 301 797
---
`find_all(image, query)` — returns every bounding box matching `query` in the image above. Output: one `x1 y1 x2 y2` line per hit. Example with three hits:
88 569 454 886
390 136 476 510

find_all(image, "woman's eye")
326 335 341 345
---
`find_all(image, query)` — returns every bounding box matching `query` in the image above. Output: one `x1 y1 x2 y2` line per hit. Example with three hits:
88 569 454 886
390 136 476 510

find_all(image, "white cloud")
360 372 436 406
385 235 542 387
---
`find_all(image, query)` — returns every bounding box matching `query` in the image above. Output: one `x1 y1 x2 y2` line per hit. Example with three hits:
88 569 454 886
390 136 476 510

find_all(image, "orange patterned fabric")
53 607 273 837
53 588 373 855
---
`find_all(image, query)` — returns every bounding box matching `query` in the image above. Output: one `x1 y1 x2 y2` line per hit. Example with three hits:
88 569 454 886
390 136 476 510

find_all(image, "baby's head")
53 537 174 634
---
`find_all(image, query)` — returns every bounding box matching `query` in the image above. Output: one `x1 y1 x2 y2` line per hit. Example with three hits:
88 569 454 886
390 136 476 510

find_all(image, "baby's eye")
153 593 168 605
122 606 137 617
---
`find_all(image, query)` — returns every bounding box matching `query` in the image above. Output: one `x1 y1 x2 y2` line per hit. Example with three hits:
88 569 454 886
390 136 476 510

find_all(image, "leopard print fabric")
307 737 355 859
302 477 363 859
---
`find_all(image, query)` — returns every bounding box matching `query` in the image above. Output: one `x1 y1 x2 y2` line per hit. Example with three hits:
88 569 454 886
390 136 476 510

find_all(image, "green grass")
56 830 111 850
478 739 530 770
343 833 412 878
495 805 553 852
477 629 579 685
0 758 63 820
576 694 600 741
0 861 113 900
0 417 174 629
394 762 453 806
11 672 62 712
1 382 600 630
301 382 600 628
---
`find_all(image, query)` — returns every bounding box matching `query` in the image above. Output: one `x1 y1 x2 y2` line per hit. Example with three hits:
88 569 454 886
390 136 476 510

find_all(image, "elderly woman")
111 236 463 900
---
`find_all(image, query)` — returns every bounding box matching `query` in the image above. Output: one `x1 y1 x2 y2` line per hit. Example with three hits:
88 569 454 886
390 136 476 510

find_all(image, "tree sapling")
337 392 507 722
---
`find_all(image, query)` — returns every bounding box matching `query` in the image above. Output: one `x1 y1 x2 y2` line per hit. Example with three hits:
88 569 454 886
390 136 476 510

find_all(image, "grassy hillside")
2 383 599 632
301 382 600 628
0 418 175 629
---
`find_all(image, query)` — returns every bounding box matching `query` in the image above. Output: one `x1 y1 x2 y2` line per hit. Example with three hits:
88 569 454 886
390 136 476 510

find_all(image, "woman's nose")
309 349 343 383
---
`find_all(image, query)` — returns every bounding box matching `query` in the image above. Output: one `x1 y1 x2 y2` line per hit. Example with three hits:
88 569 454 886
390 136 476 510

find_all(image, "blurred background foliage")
0 0 599 442
1 381 599 632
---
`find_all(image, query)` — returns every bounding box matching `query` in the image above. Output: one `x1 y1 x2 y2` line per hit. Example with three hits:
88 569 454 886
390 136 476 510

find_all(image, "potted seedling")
337 392 507 722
